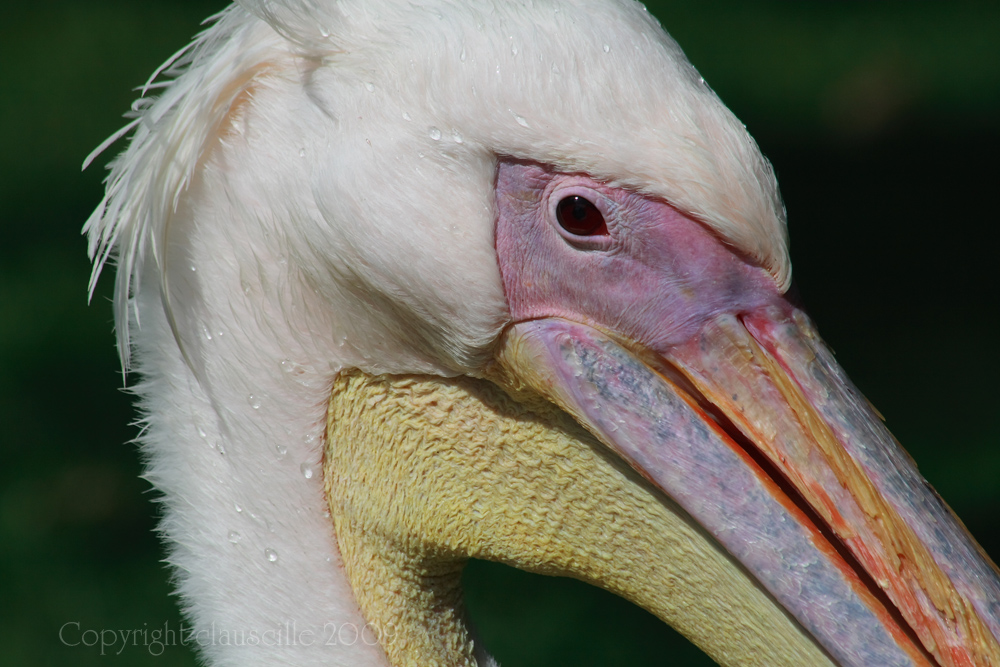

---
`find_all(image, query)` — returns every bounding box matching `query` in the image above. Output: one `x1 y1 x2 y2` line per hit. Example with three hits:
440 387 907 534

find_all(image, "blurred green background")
1 1 997 665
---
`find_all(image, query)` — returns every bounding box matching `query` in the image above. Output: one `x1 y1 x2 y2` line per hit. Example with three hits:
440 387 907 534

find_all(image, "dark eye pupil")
556 195 608 236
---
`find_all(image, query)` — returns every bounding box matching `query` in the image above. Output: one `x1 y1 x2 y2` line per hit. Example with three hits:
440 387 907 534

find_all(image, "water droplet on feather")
280 359 304 375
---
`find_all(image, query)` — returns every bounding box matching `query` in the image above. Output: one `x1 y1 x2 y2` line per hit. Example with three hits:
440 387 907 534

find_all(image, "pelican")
85 1 1000 665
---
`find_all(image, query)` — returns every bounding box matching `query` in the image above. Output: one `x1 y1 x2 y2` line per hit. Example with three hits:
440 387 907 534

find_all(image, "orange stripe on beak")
667 307 1000 667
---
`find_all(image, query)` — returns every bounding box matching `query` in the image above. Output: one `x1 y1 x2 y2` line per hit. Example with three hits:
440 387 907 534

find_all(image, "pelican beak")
490 161 1000 667
494 307 1000 667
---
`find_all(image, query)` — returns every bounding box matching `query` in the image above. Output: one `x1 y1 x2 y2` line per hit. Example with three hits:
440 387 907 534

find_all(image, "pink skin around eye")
494 160 787 350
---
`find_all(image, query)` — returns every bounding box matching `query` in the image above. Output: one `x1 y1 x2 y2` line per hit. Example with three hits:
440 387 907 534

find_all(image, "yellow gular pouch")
323 370 834 667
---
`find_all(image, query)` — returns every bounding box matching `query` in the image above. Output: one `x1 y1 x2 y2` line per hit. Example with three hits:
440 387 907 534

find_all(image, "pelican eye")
556 195 608 237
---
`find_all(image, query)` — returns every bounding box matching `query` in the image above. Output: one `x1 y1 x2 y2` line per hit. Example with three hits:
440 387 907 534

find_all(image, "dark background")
1 1 997 665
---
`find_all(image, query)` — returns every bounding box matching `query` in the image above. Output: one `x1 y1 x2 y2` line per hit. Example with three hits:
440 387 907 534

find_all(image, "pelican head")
85 1 1000 665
